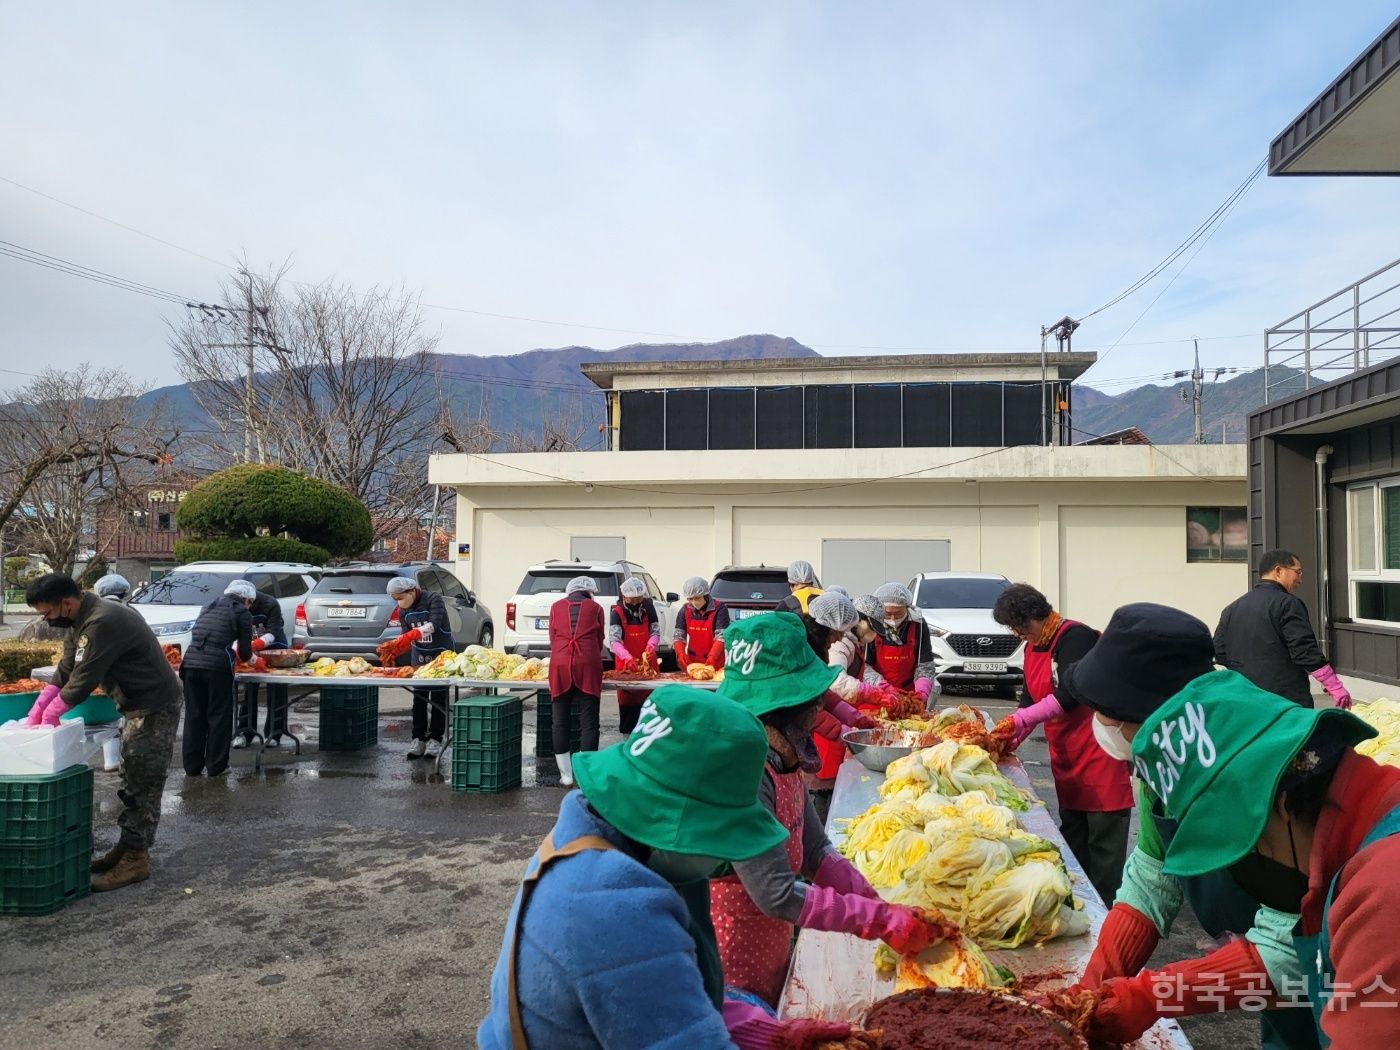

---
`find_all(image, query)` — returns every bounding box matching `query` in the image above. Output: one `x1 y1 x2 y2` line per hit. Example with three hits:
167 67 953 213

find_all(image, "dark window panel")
756 386 804 448
854 384 902 448
665 388 708 450
902 384 952 447
619 390 664 451
708 388 756 450
1003 383 1043 446
951 383 1004 445
803 386 818 448
813 384 854 448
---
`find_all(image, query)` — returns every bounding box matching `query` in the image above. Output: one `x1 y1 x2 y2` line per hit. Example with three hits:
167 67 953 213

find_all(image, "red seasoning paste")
865 989 1084 1050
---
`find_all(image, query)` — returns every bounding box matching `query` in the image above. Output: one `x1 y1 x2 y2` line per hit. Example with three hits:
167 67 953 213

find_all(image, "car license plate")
326 607 368 619
534 618 549 630
964 660 1007 673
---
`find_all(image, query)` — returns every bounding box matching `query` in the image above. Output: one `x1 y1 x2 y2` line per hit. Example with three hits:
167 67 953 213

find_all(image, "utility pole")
243 273 256 464
1191 339 1204 444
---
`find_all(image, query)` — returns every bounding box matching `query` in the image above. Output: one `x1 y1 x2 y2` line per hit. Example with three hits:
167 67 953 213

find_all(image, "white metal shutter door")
570 536 626 563
820 539 951 596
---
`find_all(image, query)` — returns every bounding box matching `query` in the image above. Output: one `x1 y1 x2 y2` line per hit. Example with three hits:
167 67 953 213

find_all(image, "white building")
430 351 1248 632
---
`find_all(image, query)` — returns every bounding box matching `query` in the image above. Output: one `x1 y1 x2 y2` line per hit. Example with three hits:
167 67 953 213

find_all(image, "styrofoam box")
0 720 88 775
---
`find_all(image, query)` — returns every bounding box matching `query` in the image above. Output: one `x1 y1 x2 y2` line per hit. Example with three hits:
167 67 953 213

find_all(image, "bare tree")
0 367 179 568
169 264 471 542
502 399 594 452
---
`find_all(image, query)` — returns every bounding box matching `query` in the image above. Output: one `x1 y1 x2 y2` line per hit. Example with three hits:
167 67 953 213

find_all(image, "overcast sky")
3 2 1398 394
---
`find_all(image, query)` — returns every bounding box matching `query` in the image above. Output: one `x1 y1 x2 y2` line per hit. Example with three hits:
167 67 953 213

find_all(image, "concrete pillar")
452 490 477 590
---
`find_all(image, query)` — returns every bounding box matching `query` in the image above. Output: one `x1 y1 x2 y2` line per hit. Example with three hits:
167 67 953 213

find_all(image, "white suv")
503 560 678 667
909 572 1025 696
127 561 322 656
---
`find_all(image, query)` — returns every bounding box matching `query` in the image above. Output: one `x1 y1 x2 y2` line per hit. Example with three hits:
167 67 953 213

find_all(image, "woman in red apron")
671 576 729 670
607 577 660 735
990 583 1133 902
548 575 605 787
802 595 882 814
710 613 953 1006
867 583 937 706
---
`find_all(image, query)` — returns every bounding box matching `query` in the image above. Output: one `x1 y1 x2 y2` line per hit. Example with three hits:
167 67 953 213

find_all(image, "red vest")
548 598 604 698
871 622 920 690
1028 619 1133 813
679 603 723 666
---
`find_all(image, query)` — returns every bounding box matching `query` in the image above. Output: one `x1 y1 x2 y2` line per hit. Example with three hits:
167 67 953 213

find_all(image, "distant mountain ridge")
136 333 1269 449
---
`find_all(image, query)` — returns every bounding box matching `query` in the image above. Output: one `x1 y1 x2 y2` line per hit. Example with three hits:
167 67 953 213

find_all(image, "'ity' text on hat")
1136 701 1216 804
726 638 763 675
629 700 673 756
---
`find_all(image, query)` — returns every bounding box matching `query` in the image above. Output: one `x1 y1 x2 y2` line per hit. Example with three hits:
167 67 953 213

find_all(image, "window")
157 512 176 532
313 572 395 593
515 571 620 596
249 573 278 597
1186 507 1248 562
434 570 469 601
275 572 309 598
129 571 238 606
642 573 663 601
1347 480 1400 624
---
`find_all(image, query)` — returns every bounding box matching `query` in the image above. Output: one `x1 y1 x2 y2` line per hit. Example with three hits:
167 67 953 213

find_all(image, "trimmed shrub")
0 642 65 682
174 537 330 566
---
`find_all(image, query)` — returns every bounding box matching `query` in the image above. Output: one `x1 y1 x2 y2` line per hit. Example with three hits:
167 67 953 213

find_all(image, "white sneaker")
407 738 427 759
231 734 249 750
556 752 574 787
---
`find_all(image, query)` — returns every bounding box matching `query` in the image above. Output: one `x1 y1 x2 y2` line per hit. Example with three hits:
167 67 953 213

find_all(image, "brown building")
96 473 202 584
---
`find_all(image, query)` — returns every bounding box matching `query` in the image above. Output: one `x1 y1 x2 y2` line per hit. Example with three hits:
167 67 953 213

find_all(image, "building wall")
448 476 1248 635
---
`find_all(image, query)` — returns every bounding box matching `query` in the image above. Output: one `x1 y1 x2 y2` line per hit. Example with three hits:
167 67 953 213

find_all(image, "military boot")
92 849 150 892
90 841 128 874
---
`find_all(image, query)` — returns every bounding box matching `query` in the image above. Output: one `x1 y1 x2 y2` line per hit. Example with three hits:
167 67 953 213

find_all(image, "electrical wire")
0 239 195 305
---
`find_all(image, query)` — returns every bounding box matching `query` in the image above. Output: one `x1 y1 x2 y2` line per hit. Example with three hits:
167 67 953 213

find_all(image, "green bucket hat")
1131 669 1377 878
573 684 787 861
716 611 840 718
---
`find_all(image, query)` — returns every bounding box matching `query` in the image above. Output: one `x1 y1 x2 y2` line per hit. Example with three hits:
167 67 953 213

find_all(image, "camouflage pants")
117 702 180 851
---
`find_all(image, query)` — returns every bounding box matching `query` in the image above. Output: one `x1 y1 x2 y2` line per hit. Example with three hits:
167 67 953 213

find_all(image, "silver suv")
909 572 1025 696
294 562 493 662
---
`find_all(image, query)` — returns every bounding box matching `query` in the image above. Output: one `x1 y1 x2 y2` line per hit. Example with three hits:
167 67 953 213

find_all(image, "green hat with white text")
1132 669 1375 878
573 685 786 860
716 611 840 718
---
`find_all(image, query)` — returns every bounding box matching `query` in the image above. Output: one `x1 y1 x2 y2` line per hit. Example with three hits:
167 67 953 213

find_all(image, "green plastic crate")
533 693 582 756
453 694 524 748
319 685 379 751
0 692 39 724
451 740 522 793
0 765 93 846
0 824 92 915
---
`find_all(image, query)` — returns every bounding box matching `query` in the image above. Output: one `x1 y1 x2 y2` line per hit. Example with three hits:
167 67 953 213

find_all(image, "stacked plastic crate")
319 685 379 751
452 693 523 793
0 764 93 915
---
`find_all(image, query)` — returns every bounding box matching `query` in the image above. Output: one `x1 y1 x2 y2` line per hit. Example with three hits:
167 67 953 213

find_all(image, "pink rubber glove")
914 677 933 702
645 642 658 660
40 696 72 726
609 643 635 669
797 884 954 953
812 851 881 900
26 684 62 725
1010 693 1065 746
855 682 888 707
828 698 865 728
1310 663 1352 710
723 1000 852 1050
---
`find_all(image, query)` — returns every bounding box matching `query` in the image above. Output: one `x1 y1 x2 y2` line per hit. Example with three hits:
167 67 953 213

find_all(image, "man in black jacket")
181 579 254 776
25 573 183 892
234 590 286 749
1213 548 1352 709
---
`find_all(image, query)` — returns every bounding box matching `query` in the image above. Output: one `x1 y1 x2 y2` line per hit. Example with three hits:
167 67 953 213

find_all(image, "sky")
2 1 1399 395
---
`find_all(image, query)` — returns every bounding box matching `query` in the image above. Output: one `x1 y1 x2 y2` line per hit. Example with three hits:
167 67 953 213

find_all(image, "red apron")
547 598 604 698
814 648 867 780
1028 619 1133 813
871 623 918 691
613 602 653 710
711 764 806 1006
679 603 723 667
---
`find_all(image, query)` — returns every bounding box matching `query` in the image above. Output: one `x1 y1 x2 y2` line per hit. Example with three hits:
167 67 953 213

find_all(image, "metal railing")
1265 256 1400 402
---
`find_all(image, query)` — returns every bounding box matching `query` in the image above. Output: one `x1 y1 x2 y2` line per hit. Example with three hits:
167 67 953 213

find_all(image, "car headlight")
152 620 195 637
925 623 950 638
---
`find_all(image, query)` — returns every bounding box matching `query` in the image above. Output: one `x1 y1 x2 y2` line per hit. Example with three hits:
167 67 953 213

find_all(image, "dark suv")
709 565 818 622
293 562 493 662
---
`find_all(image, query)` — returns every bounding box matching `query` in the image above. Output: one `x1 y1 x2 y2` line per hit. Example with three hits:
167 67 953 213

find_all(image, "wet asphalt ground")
0 687 1258 1049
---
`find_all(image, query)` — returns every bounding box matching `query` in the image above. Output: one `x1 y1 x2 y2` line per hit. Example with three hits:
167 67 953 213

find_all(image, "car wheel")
478 624 493 649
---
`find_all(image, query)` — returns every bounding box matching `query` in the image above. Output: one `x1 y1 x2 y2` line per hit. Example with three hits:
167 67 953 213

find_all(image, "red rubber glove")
382 629 421 661
610 643 636 670
644 642 658 663
1080 903 1162 989
1086 938 1275 1044
672 640 691 670
772 1019 854 1050
250 633 277 653
812 709 843 742
706 638 725 668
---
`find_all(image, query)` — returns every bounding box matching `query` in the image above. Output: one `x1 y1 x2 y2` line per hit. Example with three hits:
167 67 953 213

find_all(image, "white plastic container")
0 719 88 775
102 734 121 771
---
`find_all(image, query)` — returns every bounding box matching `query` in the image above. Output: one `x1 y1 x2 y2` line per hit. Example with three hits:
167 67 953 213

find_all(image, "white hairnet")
682 575 710 599
825 584 850 599
875 582 914 608
809 593 858 632
94 574 130 598
787 559 817 585
567 575 599 595
224 579 257 601
853 594 883 620
386 576 417 596
620 576 646 598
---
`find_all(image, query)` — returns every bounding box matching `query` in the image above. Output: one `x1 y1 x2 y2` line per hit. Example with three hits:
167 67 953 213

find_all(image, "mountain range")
138 334 1272 449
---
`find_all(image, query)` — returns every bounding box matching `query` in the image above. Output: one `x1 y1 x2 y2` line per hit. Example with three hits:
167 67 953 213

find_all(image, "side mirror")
665 592 679 603
465 592 476 606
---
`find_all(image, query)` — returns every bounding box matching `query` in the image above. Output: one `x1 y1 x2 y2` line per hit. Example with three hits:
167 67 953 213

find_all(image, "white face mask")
1092 716 1134 761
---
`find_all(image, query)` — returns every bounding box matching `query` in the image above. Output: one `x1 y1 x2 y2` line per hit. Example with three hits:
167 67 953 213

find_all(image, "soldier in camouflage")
25 574 183 892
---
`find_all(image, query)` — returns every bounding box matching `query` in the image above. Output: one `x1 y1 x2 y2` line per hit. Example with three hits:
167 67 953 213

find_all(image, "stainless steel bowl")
260 649 309 670
841 728 929 772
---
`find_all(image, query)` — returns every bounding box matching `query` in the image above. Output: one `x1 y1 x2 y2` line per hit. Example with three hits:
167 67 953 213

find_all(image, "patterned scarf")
1034 610 1063 650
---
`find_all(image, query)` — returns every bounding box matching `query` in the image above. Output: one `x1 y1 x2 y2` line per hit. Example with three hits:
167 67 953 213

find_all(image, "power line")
0 239 195 305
